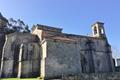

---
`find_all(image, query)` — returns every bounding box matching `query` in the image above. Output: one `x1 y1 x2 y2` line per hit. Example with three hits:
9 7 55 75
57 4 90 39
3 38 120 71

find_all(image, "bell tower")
92 22 106 38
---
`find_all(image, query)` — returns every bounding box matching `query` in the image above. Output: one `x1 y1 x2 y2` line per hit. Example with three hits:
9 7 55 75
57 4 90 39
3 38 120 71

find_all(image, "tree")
6 18 30 34
23 25 30 33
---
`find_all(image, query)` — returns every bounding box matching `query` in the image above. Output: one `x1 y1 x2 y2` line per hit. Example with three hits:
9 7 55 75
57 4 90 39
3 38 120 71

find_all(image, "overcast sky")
0 0 120 58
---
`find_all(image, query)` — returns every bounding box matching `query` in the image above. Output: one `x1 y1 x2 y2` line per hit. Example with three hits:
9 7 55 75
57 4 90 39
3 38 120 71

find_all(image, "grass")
0 78 36 80
0 78 44 80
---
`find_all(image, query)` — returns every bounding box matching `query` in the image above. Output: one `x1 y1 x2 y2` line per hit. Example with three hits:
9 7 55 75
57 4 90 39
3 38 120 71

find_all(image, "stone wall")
45 39 82 79
42 36 114 79
91 39 114 72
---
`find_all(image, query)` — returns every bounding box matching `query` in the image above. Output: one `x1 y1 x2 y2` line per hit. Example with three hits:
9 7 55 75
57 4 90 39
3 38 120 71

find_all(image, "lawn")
0 78 43 80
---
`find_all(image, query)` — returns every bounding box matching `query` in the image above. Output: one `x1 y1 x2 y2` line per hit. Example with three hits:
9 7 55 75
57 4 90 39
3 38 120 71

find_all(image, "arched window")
101 28 104 34
94 26 97 35
99 28 102 34
99 28 104 34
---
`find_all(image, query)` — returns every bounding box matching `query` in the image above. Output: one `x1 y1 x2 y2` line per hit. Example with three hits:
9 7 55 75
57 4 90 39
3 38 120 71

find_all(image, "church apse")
0 33 41 78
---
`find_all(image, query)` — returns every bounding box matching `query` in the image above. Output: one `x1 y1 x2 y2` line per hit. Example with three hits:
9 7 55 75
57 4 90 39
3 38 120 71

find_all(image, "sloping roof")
45 32 104 42
32 24 62 33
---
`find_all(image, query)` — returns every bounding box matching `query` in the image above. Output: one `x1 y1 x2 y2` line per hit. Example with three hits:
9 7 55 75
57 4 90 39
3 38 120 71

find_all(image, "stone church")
0 13 114 79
